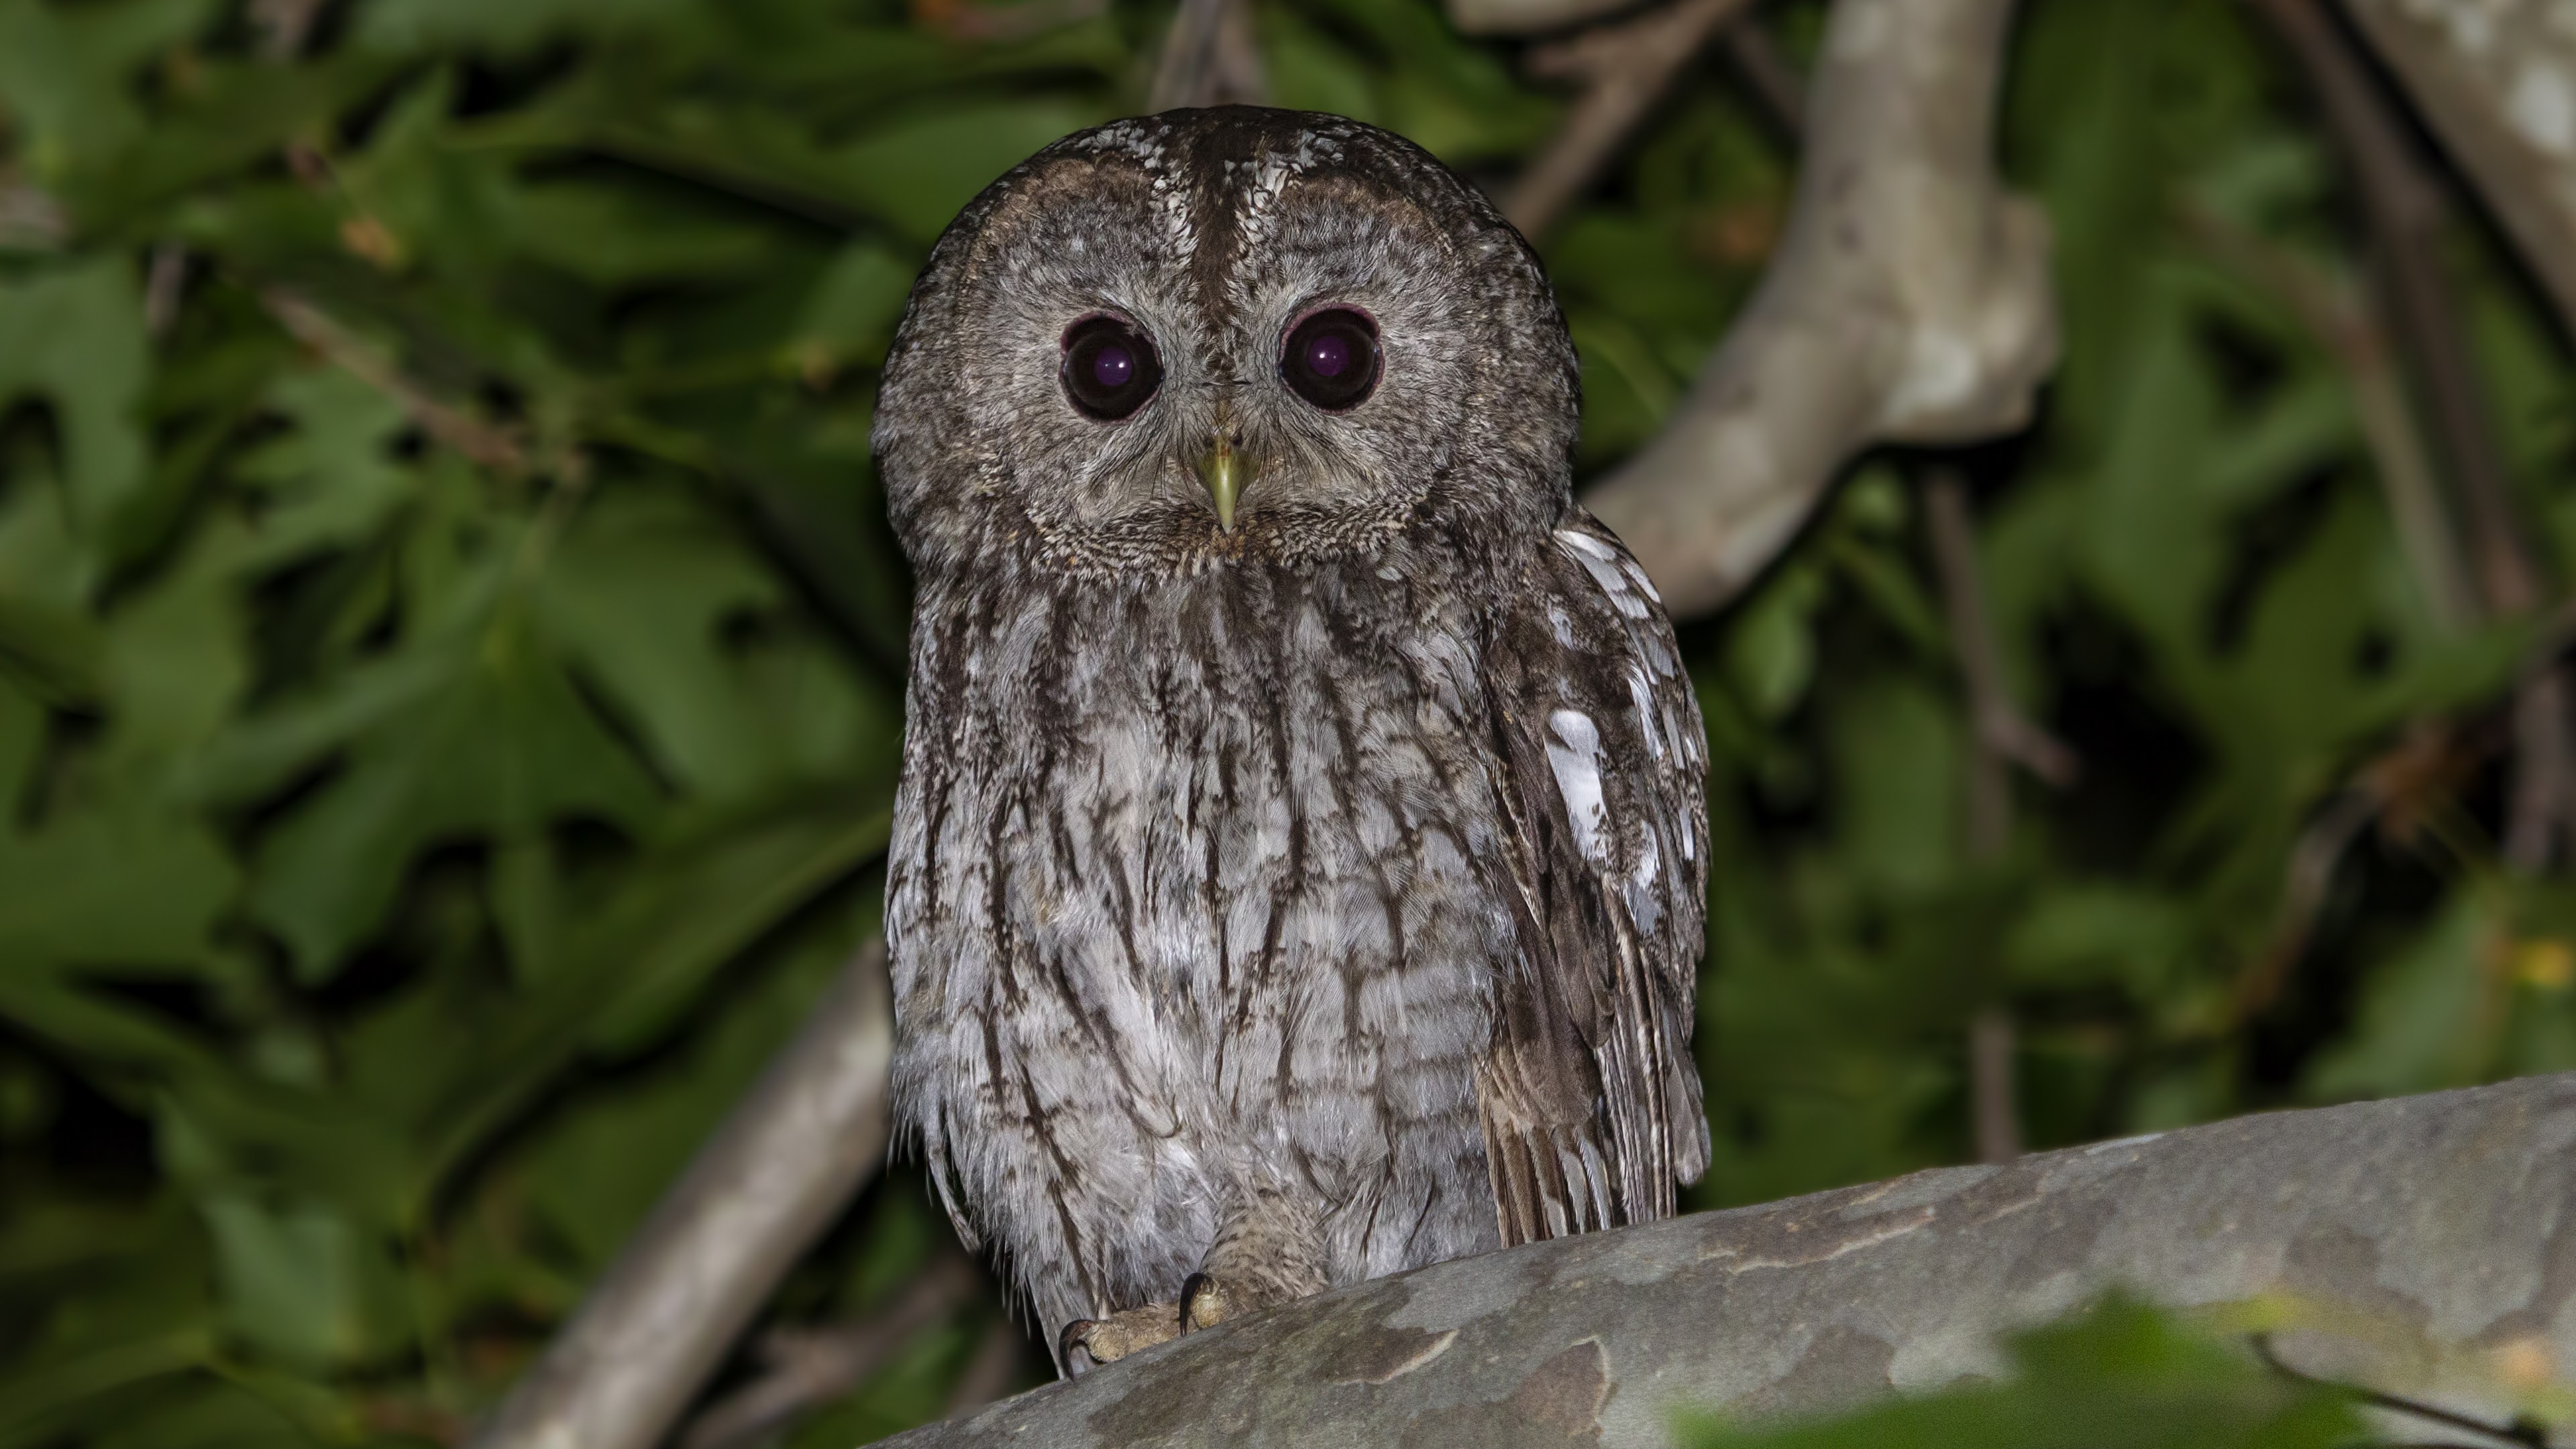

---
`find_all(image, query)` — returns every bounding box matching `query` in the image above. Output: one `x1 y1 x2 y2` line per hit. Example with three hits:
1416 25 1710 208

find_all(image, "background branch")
1926 467 2078 1166
1576 0 2059 617
1500 0 1758 237
2249 0 2575 874
466 940 897 1449
887 1072 2576 1446
679 1254 981 1449
1147 0 1265 112
2336 0 2576 346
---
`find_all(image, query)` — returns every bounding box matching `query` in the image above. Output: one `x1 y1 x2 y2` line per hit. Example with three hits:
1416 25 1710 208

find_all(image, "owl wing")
1477 510 1711 1245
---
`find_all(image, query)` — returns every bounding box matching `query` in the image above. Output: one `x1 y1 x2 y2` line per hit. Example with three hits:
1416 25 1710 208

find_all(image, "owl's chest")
910 569 1519 1009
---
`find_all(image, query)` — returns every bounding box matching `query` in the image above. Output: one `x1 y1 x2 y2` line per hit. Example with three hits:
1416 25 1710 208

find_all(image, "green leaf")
355 0 693 55
212 608 659 978
0 802 234 970
0 258 150 551
0 0 213 182
790 242 917 372
833 100 1105 243
0 672 40 807
199 1194 407 1371
1724 564 1827 720
533 488 783 804
1824 675 1960 897
2304 890 2500 1102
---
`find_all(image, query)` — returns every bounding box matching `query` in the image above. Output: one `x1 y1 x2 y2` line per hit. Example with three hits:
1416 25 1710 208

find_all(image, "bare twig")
1500 0 1760 237
2252 1334 2551 1449
914 0 1108 43
1925 470 2079 816
144 244 189 341
1148 0 1265 113
2237 787 2383 1021
260 290 528 473
2176 201 2477 629
2508 671 2576 871
1448 0 1643 32
2238 715 2504 1022
0 184 68 250
248 0 327 60
678 1254 981 1449
2250 0 2536 616
1966 1006 2020 1163
2249 0 2575 873
1925 468 2068 1165
467 939 898 1449
1721 21 1807 139
1580 0 2058 618
2337 0 2576 346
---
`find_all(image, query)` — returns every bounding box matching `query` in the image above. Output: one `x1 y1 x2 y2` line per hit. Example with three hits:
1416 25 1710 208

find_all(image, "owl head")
874 106 1579 582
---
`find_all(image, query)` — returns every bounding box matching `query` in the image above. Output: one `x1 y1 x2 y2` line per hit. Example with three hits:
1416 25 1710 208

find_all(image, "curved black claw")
1180 1271 1232 1332
1059 1318 1101 1377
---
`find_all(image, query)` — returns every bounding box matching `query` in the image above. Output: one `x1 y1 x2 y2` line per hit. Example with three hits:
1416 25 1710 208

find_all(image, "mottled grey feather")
872 106 1707 1356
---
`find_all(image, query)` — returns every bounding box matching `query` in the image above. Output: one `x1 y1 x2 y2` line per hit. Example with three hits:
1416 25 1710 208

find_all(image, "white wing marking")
1545 708 1610 865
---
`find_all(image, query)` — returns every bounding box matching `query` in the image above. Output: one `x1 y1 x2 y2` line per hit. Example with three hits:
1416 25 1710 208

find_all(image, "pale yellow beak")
1193 432 1254 532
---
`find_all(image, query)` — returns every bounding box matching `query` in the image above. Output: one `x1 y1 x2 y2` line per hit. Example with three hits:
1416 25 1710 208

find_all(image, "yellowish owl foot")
1059 1300 1180 1373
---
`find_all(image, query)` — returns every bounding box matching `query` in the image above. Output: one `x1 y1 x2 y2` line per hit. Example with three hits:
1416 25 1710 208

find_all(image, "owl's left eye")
1280 307 1381 411
1060 315 1162 421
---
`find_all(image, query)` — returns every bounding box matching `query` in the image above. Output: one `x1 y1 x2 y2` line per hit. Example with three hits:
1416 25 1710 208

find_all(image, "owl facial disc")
876 106 1579 574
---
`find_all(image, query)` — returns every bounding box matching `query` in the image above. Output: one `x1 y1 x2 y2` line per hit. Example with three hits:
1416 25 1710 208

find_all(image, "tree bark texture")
886 1071 2576 1448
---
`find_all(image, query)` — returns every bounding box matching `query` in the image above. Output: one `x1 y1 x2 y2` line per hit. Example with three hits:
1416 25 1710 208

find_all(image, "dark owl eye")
1060 315 1162 421
1280 307 1381 411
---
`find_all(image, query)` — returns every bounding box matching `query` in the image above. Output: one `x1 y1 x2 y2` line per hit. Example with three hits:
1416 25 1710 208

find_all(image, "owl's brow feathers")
1039 111 1453 347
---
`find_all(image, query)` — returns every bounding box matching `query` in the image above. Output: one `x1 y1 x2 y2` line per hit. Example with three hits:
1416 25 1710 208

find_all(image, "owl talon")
1180 1271 1235 1332
1058 1300 1181 1373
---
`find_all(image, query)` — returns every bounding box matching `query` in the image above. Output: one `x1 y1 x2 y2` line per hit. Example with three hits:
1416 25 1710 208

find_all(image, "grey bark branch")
888 1072 2576 1448
2337 0 2576 345
1577 0 2059 618
466 939 896 1449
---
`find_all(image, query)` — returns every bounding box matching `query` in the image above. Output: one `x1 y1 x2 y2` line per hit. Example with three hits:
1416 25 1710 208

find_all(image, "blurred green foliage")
0 0 2572 1444
1677 1299 2368 1449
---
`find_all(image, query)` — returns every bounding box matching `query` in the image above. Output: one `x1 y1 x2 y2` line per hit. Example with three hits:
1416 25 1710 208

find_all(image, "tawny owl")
874 106 1708 1371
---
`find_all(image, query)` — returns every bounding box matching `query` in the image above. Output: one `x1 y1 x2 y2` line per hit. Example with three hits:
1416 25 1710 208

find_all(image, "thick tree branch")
888 1072 2576 1446
466 940 896 1449
2337 0 2576 345
1578 0 2058 617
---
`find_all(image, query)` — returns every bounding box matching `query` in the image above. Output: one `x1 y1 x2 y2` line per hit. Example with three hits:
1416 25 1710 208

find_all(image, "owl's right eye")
1060 315 1163 421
